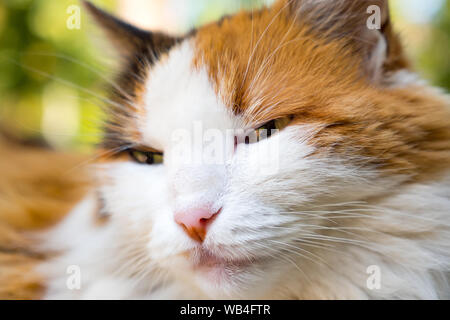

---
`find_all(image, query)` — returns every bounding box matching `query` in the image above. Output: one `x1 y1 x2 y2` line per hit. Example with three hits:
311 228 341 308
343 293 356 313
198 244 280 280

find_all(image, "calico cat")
1 0 450 299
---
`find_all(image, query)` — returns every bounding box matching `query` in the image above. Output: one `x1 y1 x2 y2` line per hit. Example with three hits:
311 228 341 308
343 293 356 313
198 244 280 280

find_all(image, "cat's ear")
282 0 408 83
83 1 176 61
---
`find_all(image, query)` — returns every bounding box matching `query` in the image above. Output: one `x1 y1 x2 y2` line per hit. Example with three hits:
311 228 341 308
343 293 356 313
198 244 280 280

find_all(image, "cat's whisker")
267 239 328 267
247 2 305 96
242 0 294 87
113 251 150 276
299 233 379 249
3 56 142 115
63 144 135 175
20 52 139 104
252 241 313 284
275 203 450 228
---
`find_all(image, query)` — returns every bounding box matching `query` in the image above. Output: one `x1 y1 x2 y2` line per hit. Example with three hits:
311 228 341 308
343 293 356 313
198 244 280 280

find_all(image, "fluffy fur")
0 138 89 299
1 0 450 299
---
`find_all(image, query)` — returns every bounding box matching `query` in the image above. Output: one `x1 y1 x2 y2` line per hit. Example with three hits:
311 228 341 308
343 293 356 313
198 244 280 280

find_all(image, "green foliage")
0 0 114 151
418 1 450 89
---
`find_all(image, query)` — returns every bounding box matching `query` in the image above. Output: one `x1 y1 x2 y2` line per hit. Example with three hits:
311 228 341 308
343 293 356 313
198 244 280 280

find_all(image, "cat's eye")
128 149 164 165
249 117 291 143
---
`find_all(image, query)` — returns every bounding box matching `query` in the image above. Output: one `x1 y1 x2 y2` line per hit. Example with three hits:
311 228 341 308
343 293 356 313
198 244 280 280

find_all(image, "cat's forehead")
137 6 362 147
191 7 363 120
142 8 359 112
139 40 235 150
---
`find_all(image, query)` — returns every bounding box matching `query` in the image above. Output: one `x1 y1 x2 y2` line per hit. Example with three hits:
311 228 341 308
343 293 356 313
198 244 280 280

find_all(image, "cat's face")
86 0 450 298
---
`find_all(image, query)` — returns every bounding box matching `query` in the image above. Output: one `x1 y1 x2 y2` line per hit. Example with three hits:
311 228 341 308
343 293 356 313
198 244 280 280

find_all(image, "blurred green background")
0 0 448 152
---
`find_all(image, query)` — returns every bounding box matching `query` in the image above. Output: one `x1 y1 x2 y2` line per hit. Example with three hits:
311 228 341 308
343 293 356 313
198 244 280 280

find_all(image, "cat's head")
85 0 450 298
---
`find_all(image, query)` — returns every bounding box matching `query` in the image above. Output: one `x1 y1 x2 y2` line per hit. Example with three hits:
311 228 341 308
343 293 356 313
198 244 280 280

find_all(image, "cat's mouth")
188 248 261 272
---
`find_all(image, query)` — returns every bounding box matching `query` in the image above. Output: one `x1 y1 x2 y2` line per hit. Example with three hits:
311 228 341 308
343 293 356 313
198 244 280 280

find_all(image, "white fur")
38 40 450 299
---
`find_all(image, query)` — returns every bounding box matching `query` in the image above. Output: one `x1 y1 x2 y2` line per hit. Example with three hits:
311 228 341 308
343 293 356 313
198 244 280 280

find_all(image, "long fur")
0 138 89 299
1 0 449 299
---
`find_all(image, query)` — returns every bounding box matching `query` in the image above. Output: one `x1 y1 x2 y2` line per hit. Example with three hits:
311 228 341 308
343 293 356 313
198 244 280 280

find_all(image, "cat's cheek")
95 161 171 227
96 162 199 259
228 124 397 207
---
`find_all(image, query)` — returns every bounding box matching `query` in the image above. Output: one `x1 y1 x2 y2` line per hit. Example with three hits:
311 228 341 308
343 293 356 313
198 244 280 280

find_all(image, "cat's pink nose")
174 207 221 242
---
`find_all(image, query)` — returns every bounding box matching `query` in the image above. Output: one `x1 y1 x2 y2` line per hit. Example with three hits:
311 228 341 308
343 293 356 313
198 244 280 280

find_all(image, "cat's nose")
174 207 221 242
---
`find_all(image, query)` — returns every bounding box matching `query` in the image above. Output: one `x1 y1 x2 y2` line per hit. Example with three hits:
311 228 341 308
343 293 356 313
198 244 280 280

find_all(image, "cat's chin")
194 251 257 270
188 248 263 287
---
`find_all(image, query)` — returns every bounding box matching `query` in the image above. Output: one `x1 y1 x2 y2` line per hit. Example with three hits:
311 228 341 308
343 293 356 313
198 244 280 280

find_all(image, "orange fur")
2 0 449 299
193 1 450 180
0 138 90 299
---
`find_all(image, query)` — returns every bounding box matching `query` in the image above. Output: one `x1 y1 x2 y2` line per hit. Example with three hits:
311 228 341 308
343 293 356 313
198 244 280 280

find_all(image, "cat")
1 0 450 299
